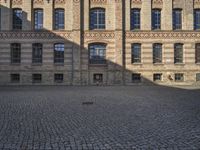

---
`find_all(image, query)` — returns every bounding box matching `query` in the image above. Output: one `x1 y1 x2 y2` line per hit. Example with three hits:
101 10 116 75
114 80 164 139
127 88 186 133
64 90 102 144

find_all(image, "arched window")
34 9 43 30
173 9 182 30
54 8 65 30
152 9 161 30
194 9 200 30
89 43 106 64
54 43 64 63
131 8 140 30
153 43 162 63
13 8 22 30
90 8 105 30
174 43 183 63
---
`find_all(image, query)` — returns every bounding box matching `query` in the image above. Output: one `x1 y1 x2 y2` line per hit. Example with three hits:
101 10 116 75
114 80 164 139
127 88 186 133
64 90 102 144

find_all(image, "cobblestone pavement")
0 86 200 150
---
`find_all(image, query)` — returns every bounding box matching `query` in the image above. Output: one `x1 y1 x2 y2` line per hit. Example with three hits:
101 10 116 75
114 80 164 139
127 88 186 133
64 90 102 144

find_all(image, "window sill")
132 63 143 65
174 63 185 65
153 63 164 65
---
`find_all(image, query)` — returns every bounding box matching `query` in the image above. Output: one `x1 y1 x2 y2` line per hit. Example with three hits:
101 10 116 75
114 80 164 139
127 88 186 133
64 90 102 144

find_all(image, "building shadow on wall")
0 4 199 91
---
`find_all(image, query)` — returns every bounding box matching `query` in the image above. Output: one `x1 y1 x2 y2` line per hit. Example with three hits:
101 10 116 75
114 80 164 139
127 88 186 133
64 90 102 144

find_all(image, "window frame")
54 8 65 30
175 73 184 82
12 8 22 30
11 43 21 64
153 43 162 64
32 43 43 64
34 8 43 30
90 8 106 30
152 9 161 30
32 74 42 83
195 43 200 64
131 43 141 64
173 9 182 30
131 8 141 30
54 74 64 83
10 74 20 83
132 73 141 83
89 43 107 64
174 43 183 64
54 43 65 64
153 73 162 82
194 9 200 30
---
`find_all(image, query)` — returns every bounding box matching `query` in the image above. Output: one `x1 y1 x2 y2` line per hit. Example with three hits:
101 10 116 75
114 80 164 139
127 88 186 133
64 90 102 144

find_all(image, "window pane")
32 43 43 63
34 9 43 30
132 44 141 63
32 74 42 83
175 73 184 82
196 43 200 63
54 74 64 83
11 43 21 64
173 9 182 30
194 9 200 30
131 9 140 30
54 9 65 30
174 44 183 63
90 8 105 30
153 44 162 63
132 73 141 83
89 43 106 64
152 9 161 30
10 74 20 83
54 43 64 63
13 9 22 30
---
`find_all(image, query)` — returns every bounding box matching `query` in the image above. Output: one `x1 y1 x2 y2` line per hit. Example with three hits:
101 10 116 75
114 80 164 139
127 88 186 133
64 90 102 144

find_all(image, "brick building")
0 0 200 85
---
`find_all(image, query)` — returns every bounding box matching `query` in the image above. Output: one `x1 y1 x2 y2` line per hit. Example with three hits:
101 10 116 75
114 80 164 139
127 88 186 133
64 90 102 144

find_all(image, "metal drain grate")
82 101 94 105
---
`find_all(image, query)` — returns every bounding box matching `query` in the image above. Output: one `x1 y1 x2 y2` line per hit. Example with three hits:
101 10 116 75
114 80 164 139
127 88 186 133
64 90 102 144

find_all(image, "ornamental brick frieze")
126 31 200 39
131 0 142 8
33 0 44 5
152 0 163 9
84 31 115 39
12 0 23 6
0 31 72 40
55 0 66 5
194 0 200 8
90 0 107 4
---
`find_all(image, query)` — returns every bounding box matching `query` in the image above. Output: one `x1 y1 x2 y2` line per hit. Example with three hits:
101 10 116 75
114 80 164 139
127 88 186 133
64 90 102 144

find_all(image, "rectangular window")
131 9 140 30
54 9 65 30
54 43 64 63
90 8 105 30
13 9 22 30
32 43 42 64
34 9 43 30
196 43 200 63
153 43 162 63
196 73 200 81
173 9 182 30
152 9 161 30
175 73 184 82
89 43 106 64
153 73 162 81
11 43 21 64
174 44 183 64
54 74 64 83
0 8 1 30
132 73 141 83
32 74 42 83
10 74 20 83
93 74 103 84
194 9 200 30
132 44 141 63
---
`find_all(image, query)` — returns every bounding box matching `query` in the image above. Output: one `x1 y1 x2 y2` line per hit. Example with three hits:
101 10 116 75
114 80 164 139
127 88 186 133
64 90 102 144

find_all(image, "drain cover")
82 102 94 105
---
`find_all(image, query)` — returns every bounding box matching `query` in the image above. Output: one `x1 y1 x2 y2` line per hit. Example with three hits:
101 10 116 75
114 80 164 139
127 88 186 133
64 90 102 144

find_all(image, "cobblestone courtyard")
0 86 200 150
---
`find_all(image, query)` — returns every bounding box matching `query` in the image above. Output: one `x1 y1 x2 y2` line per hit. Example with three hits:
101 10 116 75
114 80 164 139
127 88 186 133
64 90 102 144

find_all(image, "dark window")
32 43 42 63
34 9 43 30
152 9 161 30
54 43 64 63
153 43 162 63
196 73 200 81
90 8 105 30
132 44 141 63
173 9 182 30
10 74 20 83
0 8 1 30
54 74 64 83
194 9 200 30
195 43 200 63
89 43 106 64
153 73 162 81
93 74 103 84
174 43 183 63
54 9 65 30
175 73 184 82
32 74 42 83
11 43 21 64
131 9 140 30
132 73 141 83
13 8 22 30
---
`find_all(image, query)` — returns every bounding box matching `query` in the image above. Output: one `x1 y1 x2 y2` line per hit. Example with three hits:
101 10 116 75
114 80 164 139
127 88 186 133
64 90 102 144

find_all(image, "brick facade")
0 0 200 85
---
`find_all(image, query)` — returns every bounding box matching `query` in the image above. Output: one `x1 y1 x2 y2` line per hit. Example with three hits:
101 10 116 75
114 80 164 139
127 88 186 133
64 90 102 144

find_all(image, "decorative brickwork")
12 0 22 6
33 0 44 5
